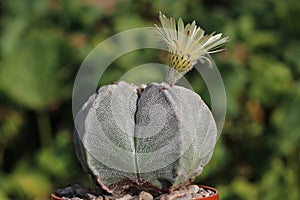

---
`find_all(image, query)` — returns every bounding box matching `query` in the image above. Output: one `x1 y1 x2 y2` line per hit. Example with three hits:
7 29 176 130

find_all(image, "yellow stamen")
155 12 229 84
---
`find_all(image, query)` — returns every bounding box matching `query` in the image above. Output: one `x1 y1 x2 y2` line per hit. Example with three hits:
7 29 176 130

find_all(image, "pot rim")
51 193 64 200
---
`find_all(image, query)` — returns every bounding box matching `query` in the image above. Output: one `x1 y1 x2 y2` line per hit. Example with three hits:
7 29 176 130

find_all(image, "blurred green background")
0 0 299 199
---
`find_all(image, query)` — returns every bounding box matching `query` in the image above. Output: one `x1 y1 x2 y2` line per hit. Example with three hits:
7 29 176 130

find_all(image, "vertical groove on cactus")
133 91 141 183
135 83 182 189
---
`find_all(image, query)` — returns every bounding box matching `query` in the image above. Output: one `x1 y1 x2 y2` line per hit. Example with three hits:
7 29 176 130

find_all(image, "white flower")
155 12 229 84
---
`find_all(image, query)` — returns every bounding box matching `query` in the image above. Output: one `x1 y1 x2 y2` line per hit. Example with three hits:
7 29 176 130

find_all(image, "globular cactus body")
74 81 217 195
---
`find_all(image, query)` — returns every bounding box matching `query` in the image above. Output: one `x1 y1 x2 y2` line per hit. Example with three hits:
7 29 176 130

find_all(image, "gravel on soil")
54 184 216 200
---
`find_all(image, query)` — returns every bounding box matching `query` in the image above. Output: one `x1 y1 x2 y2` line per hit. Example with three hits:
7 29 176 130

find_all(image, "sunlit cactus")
74 12 228 196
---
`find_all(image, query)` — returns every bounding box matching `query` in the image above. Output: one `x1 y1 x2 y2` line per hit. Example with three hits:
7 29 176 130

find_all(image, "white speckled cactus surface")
74 12 228 196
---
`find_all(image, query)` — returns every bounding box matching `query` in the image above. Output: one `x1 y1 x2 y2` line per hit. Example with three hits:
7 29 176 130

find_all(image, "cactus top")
155 12 229 84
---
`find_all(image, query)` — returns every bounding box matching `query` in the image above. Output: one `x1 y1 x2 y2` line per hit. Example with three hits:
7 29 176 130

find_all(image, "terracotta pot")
51 185 218 200
51 193 65 200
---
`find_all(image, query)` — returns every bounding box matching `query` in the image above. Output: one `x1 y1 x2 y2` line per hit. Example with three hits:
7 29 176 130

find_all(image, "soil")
52 184 217 200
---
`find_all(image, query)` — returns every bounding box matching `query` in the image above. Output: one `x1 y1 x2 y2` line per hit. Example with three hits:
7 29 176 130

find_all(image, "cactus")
74 12 228 196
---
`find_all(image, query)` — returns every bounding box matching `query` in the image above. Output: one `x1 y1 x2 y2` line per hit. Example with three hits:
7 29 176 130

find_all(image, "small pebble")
56 186 74 198
87 194 97 200
159 194 168 200
187 185 199 195
199 188 210 197
116 194 132 200
192 193 204 199
207 189 214 195
178 186 187 192
176 196 191 200
163 191 183 200
139 191 153 200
